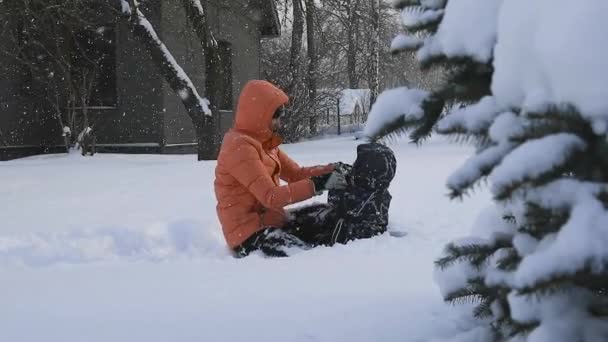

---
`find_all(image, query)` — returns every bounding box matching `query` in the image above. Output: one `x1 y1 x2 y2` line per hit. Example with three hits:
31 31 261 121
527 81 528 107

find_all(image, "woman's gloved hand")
311 170 348 193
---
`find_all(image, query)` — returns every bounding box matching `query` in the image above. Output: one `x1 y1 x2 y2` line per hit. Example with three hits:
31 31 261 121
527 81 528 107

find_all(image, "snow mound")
0 220 230 266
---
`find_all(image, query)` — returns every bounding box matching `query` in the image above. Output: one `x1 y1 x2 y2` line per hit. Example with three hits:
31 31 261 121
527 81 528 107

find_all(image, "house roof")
254 0 281 38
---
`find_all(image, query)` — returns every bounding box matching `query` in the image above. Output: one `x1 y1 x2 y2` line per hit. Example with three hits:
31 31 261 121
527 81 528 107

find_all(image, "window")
71 25 117 108
217 41 233 110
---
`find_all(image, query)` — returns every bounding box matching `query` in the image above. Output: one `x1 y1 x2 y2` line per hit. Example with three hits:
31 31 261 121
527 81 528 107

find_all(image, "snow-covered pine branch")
363 87 431 140
371 0 608 340
390 34 423 54
365 0 499 144
392 0 446 10
446 143 513 199
416 0 502 63
400 6 444 30
436 96 501 135
489 133 586 200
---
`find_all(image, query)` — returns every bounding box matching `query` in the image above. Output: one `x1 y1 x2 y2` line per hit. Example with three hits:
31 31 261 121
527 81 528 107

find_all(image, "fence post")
336 98 341 136
326 108 329 125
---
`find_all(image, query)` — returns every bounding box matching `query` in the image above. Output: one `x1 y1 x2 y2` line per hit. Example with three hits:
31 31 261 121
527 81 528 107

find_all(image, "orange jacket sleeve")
226 143 315 209
278 149 334 183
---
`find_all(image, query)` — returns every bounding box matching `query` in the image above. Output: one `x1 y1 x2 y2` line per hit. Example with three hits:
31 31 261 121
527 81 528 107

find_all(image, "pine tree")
371 0 493 144
368 0 608 340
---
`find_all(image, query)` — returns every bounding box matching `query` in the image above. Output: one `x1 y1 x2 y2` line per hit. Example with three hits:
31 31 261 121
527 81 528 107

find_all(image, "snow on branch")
190 0 204 14
421 0 447 9
437 96 502 134
363 87 430 138
401 7 444 29
444 111 525 196
120 0 132 15
523 179 607 211
416 0 502 63
392 0 446 10
489 133 586 199
390 34 423 53
447 143 513 198
487 111 524 144
493 0 608 120
513 196 608 291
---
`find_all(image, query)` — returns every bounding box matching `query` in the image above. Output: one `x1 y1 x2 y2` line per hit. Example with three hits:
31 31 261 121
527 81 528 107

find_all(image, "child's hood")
351 143 397 190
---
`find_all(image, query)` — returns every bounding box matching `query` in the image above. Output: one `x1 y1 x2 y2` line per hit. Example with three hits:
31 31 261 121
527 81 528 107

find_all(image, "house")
315 88 370 136
339 89 371 123
318 88 371 120
0 0 280 160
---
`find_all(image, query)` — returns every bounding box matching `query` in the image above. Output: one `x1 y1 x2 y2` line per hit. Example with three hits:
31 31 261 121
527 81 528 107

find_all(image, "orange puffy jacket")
214 80 333 249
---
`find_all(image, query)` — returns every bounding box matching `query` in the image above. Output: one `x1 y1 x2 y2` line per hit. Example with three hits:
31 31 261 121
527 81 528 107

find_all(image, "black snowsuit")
235 142 397 258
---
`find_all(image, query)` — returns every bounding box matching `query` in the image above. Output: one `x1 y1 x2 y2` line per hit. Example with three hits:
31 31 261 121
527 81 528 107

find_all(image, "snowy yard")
1 136 490 342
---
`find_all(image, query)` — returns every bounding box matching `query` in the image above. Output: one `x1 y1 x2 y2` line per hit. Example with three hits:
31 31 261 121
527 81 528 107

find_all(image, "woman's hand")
333 162 352 175
311 170 348 193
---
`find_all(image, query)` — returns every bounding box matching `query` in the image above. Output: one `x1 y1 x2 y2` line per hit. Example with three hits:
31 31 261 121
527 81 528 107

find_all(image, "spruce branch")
368 93 445 143
496 248 520 272
493 146 585 201
435 238 512 270
518 202 570 240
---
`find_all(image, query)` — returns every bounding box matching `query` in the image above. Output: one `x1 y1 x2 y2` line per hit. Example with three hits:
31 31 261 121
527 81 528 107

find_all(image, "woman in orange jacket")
214 80 348 257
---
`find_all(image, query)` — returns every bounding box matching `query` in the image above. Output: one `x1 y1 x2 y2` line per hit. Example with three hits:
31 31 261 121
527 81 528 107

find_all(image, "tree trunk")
287 0 304 94
120 0 215 160
180 0 222 159
304 0 317 133
369 0 380 106
347 0 360 89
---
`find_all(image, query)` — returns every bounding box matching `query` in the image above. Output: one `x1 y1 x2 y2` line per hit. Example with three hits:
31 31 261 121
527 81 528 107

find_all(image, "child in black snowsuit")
235 142 397 257
288 142 397 246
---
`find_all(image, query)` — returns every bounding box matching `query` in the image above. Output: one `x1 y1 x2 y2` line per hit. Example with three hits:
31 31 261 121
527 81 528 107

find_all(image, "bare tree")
119 0 216 160
261 32 337 141
304 0 317 132
179 0 223 154
0 0 116 152
369 0 381 105
287 0 305 94
346 0 362 89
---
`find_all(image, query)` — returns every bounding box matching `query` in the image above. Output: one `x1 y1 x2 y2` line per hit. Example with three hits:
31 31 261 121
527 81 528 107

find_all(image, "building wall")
215 1 262 135
0 1 268 159
92 0 164 146
160 1 263 145
160 0 207 146
0 12 59 160
0 24 23 147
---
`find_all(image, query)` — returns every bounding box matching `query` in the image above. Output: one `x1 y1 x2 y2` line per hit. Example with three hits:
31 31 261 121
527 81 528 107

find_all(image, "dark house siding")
160 0 206 146
215 1 262 135
0 15 60 160
94 1 164 147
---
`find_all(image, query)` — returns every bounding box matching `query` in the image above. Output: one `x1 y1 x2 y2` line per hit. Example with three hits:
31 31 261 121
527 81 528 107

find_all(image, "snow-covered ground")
0 136 490 342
